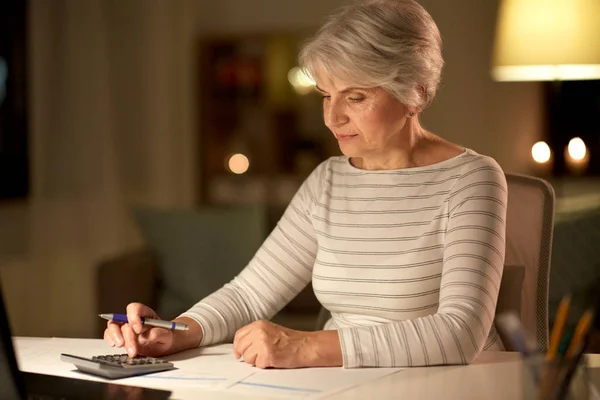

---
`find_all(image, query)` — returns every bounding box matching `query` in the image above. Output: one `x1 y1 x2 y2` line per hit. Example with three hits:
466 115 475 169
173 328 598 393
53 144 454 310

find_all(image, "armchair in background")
550 195 600 353
95 205 321 337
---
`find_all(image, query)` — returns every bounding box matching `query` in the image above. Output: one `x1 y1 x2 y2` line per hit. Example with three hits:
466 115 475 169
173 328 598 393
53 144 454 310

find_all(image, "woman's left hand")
233 320 312 369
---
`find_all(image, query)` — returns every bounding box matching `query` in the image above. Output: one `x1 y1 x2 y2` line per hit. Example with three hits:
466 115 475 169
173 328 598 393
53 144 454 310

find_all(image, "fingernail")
113 335 122 346
127 348 134 357
133 324 141 333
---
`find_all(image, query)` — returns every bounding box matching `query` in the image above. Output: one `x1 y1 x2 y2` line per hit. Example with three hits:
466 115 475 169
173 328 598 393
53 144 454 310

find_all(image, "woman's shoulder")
451 149 508 196
458 149 506 180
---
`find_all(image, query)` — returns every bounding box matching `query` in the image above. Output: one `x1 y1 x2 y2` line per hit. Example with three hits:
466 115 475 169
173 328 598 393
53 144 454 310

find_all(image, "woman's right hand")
103 303 175 358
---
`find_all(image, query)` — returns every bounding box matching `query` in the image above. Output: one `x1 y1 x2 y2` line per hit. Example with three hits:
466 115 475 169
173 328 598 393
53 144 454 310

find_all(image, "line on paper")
138 376 227 381
238 381 322 393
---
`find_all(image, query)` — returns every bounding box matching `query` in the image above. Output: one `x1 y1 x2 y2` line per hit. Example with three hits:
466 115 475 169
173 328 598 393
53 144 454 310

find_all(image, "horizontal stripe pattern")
182 149 507 368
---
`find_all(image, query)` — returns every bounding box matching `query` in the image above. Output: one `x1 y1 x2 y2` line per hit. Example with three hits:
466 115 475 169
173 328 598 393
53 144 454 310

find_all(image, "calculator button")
62 353 176 379
91 354 170 367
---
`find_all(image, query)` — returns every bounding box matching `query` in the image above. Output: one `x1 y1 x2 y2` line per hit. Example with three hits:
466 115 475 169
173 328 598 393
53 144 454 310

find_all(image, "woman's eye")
321 95 331 100
348 96 364 103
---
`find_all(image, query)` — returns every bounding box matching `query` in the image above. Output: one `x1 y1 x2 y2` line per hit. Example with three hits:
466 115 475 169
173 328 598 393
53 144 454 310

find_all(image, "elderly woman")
105 0 506 369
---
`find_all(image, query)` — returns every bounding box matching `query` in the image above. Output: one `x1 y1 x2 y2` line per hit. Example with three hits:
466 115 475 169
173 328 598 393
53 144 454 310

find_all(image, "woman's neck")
351 122 428 171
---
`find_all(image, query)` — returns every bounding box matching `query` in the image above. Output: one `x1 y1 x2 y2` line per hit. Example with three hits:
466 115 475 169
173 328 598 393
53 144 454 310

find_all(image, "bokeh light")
287 67 316 94
227 153 250 174
531 141 551 164
567 137 587 161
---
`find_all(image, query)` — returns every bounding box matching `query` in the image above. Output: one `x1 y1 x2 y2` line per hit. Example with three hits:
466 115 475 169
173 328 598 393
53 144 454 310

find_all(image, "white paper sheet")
14 338 115 372
226 366 403 399
14 337 133 383
14 338 401 398
14 338 257 390
125 344 257 390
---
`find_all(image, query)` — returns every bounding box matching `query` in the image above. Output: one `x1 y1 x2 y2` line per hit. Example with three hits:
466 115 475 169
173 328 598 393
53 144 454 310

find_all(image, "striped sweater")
182 149 507 368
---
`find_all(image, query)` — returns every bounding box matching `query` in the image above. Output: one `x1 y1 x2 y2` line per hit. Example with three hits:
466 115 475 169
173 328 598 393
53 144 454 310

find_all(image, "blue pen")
99 313 189 331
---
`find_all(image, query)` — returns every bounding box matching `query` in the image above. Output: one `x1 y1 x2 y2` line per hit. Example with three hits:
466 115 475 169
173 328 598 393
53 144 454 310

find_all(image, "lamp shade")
492 0 600 81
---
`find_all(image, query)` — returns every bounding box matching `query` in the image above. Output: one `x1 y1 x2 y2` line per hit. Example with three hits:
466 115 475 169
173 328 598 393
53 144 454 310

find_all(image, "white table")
13 337 600 400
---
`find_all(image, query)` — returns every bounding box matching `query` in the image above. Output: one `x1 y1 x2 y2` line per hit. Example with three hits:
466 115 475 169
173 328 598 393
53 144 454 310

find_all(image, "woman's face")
316 72 414 160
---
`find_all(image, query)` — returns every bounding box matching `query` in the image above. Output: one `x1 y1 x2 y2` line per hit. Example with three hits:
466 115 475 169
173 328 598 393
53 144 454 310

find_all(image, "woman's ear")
418 84 427 107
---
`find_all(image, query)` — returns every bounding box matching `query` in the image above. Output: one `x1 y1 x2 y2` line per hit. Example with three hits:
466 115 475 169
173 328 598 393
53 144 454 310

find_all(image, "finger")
121 323 139 357
233 325 253 357
233 333 250 358
126 303 157 334
255 353 272 369
234 333 255 360
234 324 252 343
126 302 159 318
103 329 115 347
106 321 125 347
241 346 258 366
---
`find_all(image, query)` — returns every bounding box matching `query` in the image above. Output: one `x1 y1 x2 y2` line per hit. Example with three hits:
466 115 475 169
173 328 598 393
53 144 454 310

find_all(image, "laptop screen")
0 279 26 400
0 280 172 400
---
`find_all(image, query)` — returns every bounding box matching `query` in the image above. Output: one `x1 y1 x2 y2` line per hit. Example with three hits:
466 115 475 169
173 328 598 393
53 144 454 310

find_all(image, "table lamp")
492 0 600 82
491 0 600 176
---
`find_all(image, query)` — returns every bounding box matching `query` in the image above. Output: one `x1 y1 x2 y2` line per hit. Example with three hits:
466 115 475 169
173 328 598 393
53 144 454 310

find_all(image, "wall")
195 0 543 173
420 0 542 173
0 0 200 337
0 0 542 338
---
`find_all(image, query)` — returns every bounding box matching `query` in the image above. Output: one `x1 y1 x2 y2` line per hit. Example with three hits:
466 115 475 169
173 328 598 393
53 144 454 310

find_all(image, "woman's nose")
325 100 348 127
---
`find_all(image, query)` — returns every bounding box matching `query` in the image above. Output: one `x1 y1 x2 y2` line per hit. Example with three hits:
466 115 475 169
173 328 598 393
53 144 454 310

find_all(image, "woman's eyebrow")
315 85 368 94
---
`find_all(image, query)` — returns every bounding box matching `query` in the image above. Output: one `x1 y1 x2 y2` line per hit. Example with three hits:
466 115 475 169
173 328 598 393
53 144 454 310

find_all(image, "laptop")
0 280 171 400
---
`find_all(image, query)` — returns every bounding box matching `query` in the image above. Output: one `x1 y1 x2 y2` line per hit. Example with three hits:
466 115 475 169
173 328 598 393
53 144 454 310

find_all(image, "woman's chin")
337 142 363 158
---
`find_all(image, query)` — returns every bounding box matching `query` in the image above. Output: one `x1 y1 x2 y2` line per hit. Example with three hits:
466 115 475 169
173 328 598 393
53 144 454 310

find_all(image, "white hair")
299 0 444 110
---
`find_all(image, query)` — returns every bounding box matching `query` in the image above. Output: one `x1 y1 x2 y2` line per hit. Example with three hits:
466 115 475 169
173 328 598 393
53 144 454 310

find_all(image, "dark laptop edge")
0 278 27 399
0 278 172 400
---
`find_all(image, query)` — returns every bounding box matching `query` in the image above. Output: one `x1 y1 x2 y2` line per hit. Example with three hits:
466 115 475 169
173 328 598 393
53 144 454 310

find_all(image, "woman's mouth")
336 134 358 141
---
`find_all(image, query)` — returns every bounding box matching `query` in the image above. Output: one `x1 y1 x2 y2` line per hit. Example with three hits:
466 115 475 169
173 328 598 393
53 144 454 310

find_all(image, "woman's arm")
333 158 507 368
169 316 204 353
305 329 343 367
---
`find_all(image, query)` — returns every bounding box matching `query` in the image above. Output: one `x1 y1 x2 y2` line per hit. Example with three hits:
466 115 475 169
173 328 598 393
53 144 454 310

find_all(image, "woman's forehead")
313 65 372 92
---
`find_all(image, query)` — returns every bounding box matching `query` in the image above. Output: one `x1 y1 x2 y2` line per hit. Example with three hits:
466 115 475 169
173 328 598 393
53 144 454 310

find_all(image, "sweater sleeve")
180 162 326 345
336 158 508 368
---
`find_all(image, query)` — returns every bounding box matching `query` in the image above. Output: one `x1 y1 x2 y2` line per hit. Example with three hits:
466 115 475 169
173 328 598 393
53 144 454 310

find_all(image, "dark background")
546 80 600 176
0 0 29 200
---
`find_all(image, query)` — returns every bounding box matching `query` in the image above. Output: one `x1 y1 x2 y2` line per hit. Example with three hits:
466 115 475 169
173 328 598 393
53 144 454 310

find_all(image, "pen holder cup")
522 353 590 400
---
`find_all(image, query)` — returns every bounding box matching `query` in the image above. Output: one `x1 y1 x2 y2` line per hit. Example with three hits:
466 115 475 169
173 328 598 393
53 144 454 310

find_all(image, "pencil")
565 308 594 360
546 295 571 362
553 343 587 400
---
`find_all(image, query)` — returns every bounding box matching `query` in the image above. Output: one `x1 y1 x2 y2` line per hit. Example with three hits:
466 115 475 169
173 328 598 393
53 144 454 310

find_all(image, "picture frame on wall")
0 1 29 200
197 33 336 207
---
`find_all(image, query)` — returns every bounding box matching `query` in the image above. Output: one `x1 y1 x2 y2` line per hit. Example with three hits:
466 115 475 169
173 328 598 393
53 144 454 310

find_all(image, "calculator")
61 353 175 379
